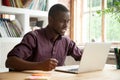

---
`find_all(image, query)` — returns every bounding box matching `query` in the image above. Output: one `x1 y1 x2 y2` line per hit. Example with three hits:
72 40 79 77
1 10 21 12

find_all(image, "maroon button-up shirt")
8 27 82 66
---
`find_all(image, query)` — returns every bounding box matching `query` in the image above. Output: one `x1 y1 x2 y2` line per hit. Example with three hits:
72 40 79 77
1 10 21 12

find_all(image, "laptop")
55 43 111 73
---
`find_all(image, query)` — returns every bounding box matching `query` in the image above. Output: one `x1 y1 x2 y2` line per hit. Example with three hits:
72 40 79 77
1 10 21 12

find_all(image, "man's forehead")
56 12 70 17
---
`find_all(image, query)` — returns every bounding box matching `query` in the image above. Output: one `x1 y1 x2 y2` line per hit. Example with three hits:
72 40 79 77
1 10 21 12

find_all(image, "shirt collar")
44 27 62 42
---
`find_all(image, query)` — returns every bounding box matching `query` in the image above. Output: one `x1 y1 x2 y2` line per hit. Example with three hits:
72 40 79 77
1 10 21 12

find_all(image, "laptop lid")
55 43 111 73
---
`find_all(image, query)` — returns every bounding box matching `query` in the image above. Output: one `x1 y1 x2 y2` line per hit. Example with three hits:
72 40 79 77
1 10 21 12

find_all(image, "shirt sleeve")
67 40 83 61
7 31 37 60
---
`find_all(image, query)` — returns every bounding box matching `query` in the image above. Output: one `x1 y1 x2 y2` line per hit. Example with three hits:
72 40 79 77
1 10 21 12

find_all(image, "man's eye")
59 20 64 23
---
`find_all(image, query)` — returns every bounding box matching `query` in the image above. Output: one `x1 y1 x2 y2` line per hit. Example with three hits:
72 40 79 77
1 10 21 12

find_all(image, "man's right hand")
38 58 58 71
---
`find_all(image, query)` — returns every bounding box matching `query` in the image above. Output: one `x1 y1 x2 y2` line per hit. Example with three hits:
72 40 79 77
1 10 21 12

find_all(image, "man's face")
52 11 70 36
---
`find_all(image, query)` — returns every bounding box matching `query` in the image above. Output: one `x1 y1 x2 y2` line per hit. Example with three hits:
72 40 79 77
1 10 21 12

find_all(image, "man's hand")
38 58 58 71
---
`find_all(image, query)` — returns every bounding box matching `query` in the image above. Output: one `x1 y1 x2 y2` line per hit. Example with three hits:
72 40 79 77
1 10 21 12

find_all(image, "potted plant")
96 1 120 23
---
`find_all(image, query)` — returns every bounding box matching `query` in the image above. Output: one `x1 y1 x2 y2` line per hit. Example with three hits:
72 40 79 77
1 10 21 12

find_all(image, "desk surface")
0 64 120 80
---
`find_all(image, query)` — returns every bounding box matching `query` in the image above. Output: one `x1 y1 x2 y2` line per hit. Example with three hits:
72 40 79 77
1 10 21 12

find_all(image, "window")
105 0 120 42
73 0 120 45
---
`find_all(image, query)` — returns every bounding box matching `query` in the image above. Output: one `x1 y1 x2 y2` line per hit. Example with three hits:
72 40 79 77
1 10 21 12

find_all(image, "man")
6 4 83 71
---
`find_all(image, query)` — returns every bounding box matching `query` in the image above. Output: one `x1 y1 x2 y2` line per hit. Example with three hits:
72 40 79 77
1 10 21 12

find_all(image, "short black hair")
48 4 69 17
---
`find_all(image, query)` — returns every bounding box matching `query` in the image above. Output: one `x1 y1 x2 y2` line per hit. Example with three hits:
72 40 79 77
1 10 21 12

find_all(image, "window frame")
70 0 120 46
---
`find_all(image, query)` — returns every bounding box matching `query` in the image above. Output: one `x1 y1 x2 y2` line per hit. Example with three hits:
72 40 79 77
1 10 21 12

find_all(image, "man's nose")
64 21 69 28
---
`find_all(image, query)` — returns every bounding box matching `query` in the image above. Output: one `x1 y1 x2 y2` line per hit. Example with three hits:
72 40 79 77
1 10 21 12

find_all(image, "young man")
6 4 83 71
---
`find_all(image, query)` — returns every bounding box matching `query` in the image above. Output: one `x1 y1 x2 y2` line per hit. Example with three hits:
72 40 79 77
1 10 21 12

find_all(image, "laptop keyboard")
68 68 78 72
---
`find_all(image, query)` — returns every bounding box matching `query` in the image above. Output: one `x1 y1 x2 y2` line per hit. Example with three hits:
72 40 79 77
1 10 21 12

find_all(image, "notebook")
55 43 111 73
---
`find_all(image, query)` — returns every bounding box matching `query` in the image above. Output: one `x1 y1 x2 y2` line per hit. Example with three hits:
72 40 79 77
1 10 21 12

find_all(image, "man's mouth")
61 29 67 33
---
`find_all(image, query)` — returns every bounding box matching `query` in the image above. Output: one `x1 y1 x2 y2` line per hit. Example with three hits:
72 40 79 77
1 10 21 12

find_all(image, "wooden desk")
0 64 120 80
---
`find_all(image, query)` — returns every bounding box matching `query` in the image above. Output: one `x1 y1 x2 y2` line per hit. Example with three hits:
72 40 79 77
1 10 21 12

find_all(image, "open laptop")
55 43 111 73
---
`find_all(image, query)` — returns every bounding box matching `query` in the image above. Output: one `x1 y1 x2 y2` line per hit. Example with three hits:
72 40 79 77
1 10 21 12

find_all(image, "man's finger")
50 58 58 63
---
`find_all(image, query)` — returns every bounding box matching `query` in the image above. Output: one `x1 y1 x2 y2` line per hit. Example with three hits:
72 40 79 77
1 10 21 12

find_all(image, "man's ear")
48 16 53 23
